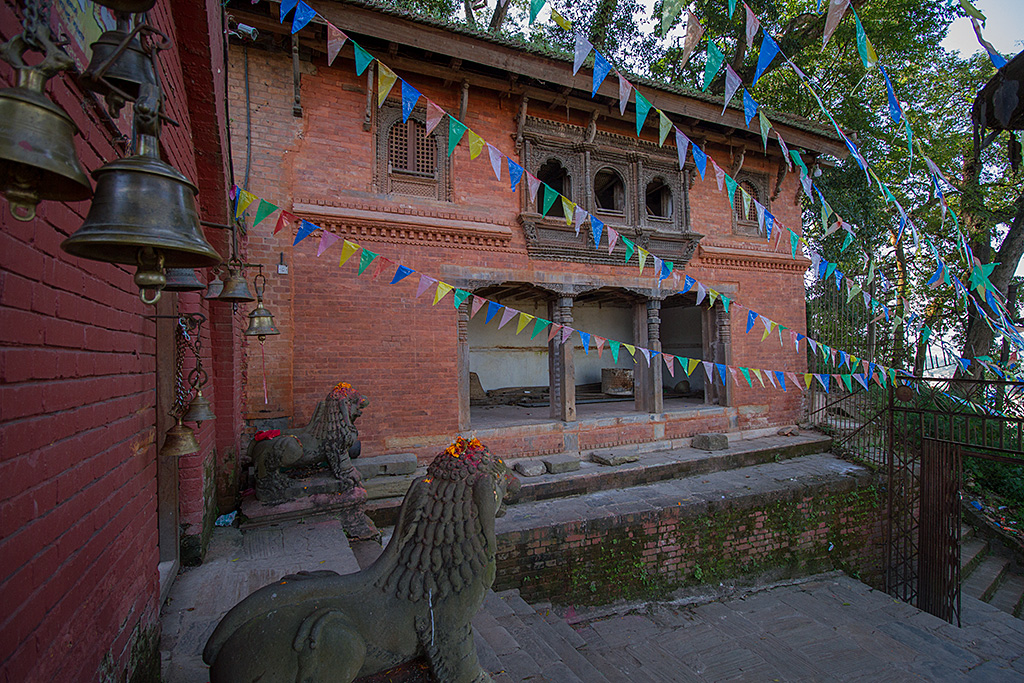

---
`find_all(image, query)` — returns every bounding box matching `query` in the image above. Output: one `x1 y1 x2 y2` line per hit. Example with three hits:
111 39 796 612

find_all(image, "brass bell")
159 418 200 458
62 83 221 304
163 267 206 292
81 14 157 118
245 268 281 342
182 388 216 427
204 269 225 299
0 33 91 221
216 260 255 304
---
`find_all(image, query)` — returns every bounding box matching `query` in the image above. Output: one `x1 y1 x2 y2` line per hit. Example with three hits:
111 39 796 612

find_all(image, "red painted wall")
0 1 233 679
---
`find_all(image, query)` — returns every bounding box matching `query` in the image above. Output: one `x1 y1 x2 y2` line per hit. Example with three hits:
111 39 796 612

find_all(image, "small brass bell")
182 388 216 427
163 267 206 292
245 267 280 342
159 418 200 457
204 269 225 299
216 259 255 304
81 14 157 117
62 83 221 304
0 32 91 221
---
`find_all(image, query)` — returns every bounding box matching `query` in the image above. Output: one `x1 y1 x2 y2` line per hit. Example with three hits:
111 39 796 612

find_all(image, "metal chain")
22 0 52 50
171 317 190 418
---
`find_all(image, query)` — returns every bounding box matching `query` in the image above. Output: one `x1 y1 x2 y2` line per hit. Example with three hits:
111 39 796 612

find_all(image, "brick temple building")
229 0 845 461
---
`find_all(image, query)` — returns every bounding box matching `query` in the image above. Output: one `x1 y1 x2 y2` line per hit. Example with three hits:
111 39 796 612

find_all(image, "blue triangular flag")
401 81 420 123
682 275 695 293
742 89 758 127
294 219 317 245
692 144 707 179
660 260 672 281
747 310 758 333
764 211 774 238
280 0 297 21
485 301 504 324
592 52 611 97
291 1 316 33
816 374 830 393
579 331 591 353
591 216 604 248
391 264 414 284
752 33 779 86
775 371 786 391
879 64 901 123
717 363 728 385
508 159 524 191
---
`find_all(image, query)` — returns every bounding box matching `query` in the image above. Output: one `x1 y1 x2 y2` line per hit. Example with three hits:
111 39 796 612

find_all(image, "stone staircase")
961 524 1024 619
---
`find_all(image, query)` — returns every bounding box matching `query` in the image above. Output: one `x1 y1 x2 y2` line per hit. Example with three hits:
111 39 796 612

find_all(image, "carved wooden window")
537 159 571 218
645 177 673 219
375 103 450 201
732 174 767 238
594 168 626 214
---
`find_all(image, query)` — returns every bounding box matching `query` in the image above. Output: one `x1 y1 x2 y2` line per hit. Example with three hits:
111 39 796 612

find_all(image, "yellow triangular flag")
741 187 751 218
752 368 765 387
433 281 453 305
377 64 398 107
638 248 648 274
761 325 772 342
551 8 572 30
467 131 485 160
623 343 636 357
708 289 719 306
235 190 257 218
516 312 535 334
561 196 576 227
339 240 359 267
658 110 672 146
687 358 700 376
804 373 813 389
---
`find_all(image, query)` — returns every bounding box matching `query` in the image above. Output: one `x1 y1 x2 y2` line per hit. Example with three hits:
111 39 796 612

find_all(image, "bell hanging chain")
171 317 190 419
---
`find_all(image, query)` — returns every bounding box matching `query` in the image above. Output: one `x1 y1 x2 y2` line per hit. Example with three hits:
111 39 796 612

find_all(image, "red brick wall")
0 2 232 679
228 33 815 461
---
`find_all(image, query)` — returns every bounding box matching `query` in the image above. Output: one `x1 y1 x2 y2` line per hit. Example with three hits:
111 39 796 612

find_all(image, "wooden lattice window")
733 177 766 237
388 120 435 177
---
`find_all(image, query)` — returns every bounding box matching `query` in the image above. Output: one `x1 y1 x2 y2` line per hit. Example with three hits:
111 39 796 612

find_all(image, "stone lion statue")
250 382 369 502
204 437 518 683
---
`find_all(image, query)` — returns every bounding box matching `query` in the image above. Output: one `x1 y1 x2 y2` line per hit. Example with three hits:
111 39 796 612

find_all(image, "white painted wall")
469 300 550 390
661 305 704 391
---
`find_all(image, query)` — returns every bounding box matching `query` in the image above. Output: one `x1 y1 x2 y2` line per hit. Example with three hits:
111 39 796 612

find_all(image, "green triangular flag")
758 111 771 151
847 283 861 303
447 116 467 157
531 317 551 339
541 184 558 215
790 149 808 176
661 0 685 36
841 230 854 252
789 230 799 258
728 0 737 18
622 236 635 262
740 367 752 387
635 92 652 136
609 340 620 363
703 41 724 92
724 174 737 209
658 110 672 146
452 289 470 308
358 248 377 274
820 202 830 231
529 0 545 23
841 374 853 392
353 43 373 76
252 199 278 227
722 296 730 312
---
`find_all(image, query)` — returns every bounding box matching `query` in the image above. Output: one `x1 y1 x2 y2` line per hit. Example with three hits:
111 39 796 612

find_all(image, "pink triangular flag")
561 326 574 344
823 0 851 47
425 100 445 135
487 144 503 182
471 296 486 318
371 256 391 280
702 361 715 383
327 23 347 66
416 274 436 298
744 3 760 47
527 173 541 202
594 336 606 358
766 370 777 388
547 323 562 343
498 306 518 329
696 282 707 305
722 64 741 114
730 367 740 386
317 230 340 256
787 372 802 390
607 227 619 254
663 353 675 376
573 206 587 237
640 347 650 365
713 160 725 192
618 72 633 116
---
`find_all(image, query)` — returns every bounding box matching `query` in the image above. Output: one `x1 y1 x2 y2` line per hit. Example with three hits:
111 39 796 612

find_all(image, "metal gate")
884 377 1024 625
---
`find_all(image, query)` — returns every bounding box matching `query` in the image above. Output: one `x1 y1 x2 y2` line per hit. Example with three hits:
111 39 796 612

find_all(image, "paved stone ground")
161 519 1024 682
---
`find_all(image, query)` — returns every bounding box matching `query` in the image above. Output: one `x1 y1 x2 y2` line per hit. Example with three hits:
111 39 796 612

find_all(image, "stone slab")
691 432 729 451
514 460 547 477
542 454 581 474
355 453 418 480
591 452 640 466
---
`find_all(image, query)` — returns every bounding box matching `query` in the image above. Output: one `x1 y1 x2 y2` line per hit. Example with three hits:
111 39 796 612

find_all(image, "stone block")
514 460 547 477
777 426 799 436
542 454 581 474
354 453 418 480
591 452 640 466
692 433 729 451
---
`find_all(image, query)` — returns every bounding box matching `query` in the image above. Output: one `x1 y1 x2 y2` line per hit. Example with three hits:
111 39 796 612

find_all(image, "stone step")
960 537 989 575
507 432 832 505
988 572 1024 618
960 523 974 542
963 554 1010 603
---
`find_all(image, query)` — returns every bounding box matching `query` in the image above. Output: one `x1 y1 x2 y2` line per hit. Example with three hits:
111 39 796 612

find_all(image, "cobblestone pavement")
161 519 1024 682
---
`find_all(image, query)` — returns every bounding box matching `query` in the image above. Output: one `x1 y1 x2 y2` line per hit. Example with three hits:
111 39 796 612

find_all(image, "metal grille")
387 122 409 172
917 439 962 625
387 120 435 176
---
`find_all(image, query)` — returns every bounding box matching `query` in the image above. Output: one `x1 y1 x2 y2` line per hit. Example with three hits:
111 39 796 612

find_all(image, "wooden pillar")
716 303 732 407
648 300 663 413
635 300 663 413
457 303 471 431
550 296 576 422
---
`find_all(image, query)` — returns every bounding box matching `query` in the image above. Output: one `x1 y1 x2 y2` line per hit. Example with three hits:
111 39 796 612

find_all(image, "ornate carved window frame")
731 170 769 238
639 162 686 233
374 102 452 201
